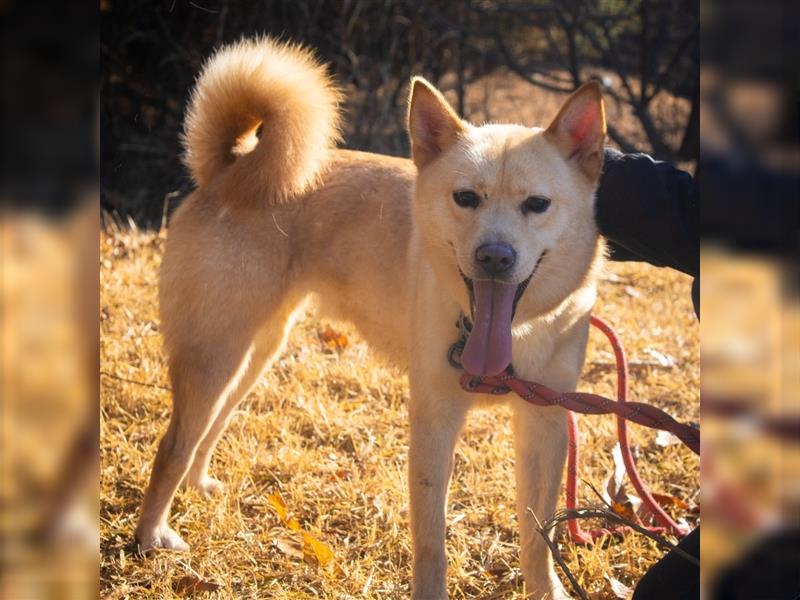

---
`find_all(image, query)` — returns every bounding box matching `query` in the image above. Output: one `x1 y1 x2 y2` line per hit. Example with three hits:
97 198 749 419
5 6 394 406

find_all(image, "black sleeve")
595 148 699 278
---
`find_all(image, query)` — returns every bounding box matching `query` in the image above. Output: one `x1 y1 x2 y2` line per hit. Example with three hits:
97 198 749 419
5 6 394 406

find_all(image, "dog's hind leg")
178 346 269 498
183 304 304 496
134 321 263 552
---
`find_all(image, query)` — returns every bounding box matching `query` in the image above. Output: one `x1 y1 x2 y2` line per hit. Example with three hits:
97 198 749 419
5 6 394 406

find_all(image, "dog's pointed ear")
407 77 466 168
546 82 606 179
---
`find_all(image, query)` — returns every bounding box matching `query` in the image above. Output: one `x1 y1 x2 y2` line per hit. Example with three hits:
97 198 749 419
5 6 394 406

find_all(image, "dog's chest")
507 322 565 381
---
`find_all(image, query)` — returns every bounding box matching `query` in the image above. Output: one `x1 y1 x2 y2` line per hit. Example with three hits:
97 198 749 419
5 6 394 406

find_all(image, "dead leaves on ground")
174 574 223 596
602 443 695 528
604 575 633 599
318 327 349 351
268 491 343 576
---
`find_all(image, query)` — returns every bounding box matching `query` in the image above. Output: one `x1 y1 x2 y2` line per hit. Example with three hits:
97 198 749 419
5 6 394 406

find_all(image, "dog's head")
407 78 606 376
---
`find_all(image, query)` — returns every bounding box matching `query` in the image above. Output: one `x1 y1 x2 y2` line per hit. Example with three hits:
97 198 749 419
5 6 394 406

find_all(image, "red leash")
456 315 698 542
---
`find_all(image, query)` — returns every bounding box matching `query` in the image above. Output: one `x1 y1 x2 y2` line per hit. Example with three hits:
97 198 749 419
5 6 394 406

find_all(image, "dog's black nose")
475 242 517 276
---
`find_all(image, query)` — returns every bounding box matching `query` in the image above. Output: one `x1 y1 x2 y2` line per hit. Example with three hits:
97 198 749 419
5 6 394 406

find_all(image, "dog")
134 37 606 600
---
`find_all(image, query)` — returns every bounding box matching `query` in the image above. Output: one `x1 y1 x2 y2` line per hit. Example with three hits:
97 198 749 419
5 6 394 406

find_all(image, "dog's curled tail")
183 37 342 203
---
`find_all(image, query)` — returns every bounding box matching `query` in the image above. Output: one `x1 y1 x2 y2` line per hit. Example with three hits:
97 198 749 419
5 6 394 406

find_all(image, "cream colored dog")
134 37 606 600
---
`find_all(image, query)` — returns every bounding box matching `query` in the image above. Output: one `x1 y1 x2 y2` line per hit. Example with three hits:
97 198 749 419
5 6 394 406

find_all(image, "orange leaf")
302 530 335 567
267 491 288 521
319 327 349 350
651 492 690 510
612 501 637 522
268 491 302 530
267 490 341 575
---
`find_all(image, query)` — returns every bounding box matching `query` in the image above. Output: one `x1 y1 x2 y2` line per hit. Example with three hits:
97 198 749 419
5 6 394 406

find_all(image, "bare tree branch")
606 123 642 154
588 16 674 158
528 508 590 600
649 25 698 101
640 0 650 107
554 508 700 567
494 33 574 94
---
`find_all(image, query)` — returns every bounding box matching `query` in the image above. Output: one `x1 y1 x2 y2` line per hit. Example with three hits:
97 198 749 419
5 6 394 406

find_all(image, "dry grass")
100 223 698 599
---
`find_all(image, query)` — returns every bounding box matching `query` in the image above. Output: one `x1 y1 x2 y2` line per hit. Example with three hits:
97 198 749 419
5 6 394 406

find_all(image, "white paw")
136 524 189 553
544 583 572 600
523 579 573 600
185 475 225 498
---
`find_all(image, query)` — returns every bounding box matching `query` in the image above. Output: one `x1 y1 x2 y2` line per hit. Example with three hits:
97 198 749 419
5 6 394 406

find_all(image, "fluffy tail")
182 37 342 202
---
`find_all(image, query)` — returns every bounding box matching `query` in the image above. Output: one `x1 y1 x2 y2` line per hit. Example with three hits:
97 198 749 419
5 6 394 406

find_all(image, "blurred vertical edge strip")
1 0 98 216
700 0 800 598
1 0 99 598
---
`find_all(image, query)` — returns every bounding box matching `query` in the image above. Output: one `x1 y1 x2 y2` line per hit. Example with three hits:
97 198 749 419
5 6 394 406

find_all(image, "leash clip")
447 314 473 370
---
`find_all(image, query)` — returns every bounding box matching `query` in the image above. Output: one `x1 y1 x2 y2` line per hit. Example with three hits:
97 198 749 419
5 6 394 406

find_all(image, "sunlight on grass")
100 226 698 599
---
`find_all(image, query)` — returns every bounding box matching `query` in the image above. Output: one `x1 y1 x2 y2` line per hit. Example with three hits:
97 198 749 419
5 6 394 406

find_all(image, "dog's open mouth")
458 252 546 377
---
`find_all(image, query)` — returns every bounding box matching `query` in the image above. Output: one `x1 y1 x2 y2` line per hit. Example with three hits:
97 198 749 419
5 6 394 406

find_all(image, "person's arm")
595 148 699 278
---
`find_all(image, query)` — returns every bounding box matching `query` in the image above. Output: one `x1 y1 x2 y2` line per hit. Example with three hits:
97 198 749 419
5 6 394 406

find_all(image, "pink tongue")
461 280 517 376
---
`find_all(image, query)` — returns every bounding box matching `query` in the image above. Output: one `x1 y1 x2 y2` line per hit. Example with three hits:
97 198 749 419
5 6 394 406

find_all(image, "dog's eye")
521 195 551 215
453 190 481 209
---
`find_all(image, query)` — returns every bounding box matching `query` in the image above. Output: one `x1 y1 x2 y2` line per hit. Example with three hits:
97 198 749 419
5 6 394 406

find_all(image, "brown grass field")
100 228 698 599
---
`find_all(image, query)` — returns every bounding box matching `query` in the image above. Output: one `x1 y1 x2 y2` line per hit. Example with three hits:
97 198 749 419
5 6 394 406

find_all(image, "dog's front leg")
408 385 469 600
512 401 571 599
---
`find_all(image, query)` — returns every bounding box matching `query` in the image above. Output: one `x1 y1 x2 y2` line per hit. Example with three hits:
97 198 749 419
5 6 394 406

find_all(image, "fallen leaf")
268 490 341 575
267 491 300 529
302 530 335 567
604 444 627 504
326 467 351 483
611 500 638 522
319 327 349 350
656 430 680 447
275 536 304 560
642 347 675 367
650 492 690 510
174 574 222 596
624 285 640 298
605 444 643 522
605 575 633 599
449 513 466 526
267 491 288 521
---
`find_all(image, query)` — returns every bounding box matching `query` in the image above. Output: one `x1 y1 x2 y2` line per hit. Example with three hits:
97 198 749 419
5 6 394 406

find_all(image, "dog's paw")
543 583 572 600
184 475 225 498
523 580 573 600
135 524 189 553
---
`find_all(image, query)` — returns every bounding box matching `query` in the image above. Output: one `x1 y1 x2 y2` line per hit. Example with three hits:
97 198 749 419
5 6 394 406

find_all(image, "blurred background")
100 0 698 225
2 2 98 598
700 0 800 597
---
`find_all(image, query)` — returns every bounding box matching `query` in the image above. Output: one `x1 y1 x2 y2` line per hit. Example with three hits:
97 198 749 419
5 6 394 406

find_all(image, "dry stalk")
527 508 589 600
